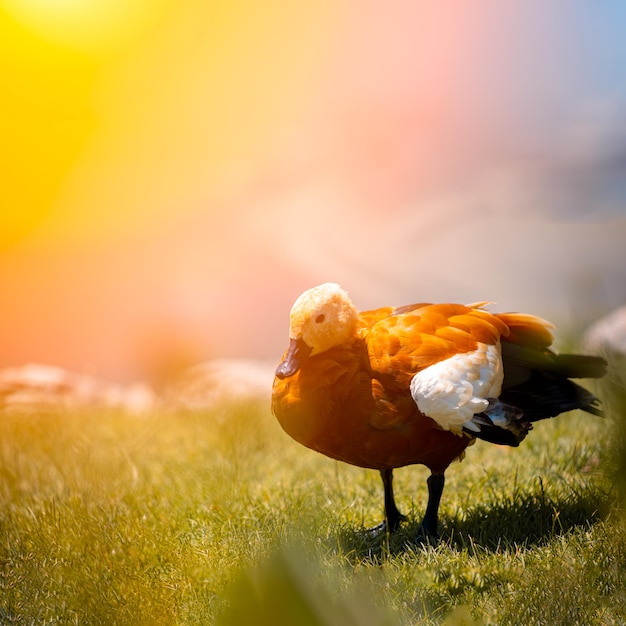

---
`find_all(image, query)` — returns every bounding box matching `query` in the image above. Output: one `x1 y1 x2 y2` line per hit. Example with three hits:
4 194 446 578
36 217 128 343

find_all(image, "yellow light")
1 0 165 56
0 0 172 248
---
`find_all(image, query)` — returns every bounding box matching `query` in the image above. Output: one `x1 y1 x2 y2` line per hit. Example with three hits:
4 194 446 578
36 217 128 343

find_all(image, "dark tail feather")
501 342 608 386
500 342 606 420
465 350 606 447
500 372 604 421
547 353 608 380
464 375 603 447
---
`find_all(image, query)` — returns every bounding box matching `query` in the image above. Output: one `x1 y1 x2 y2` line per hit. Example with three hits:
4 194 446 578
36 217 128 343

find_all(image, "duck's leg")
368 468 406 536
417 471 445 540
382 468 406 531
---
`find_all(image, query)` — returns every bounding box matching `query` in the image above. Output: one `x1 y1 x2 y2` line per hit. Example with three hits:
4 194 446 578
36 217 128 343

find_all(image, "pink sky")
2 1 626 382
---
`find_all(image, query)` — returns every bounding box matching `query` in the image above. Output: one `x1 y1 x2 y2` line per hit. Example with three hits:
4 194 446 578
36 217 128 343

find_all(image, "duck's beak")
275 337 312 379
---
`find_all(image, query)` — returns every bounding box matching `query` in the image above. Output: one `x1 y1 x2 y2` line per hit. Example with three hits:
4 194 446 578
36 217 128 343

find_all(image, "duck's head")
275 283 358 379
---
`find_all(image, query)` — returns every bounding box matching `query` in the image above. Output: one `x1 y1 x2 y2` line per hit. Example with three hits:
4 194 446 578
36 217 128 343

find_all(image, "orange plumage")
271 283 607 539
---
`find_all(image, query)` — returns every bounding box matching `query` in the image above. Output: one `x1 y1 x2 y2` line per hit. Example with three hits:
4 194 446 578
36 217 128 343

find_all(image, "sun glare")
0 0 170 249
2 0 165 55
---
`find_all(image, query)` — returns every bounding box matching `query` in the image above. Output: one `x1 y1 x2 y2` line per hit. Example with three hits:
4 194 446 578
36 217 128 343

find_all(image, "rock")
583 305 626 358
0 363 155 415
163 359 275 410
583 307 626 408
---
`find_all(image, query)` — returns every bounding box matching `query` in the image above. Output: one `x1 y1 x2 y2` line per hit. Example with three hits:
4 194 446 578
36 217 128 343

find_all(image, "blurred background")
2 0 626 384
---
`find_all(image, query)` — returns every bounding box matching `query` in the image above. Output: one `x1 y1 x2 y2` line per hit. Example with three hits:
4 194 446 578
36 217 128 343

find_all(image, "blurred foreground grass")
1 388 625 625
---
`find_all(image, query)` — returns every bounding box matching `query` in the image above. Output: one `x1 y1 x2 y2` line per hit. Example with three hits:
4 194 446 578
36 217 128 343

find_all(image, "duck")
271 283 607 540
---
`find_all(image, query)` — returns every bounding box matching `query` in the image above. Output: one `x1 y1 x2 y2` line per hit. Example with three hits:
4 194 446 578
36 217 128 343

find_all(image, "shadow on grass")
447 486 609 550
331 483 611 564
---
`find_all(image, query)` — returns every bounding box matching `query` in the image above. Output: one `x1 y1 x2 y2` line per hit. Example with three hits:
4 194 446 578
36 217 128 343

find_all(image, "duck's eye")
315 314 325 324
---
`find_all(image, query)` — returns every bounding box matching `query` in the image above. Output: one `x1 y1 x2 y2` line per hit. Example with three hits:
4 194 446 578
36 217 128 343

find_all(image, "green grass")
0 392 625 625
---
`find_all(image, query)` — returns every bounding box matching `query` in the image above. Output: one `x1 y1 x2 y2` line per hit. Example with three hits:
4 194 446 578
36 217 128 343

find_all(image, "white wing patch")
410 342 503 435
